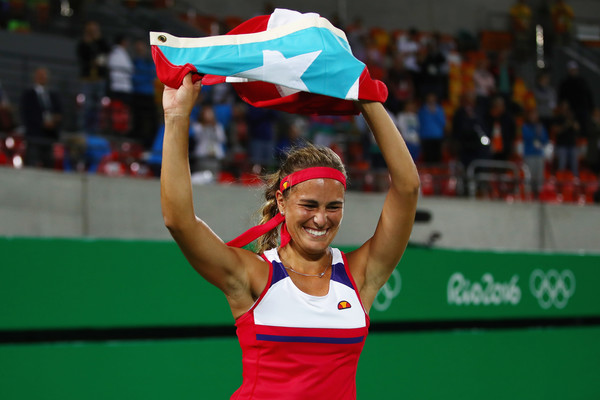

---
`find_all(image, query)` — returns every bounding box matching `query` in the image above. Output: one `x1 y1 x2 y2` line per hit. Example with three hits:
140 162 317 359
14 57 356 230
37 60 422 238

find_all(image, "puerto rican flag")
150 8 387 115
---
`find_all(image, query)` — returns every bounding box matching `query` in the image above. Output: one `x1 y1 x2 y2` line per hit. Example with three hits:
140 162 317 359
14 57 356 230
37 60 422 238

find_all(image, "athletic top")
231 247 370 400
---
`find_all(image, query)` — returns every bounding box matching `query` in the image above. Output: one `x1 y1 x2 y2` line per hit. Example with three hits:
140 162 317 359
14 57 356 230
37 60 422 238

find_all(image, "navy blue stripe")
331 262 354 290
270 261 288 286
256 334 365 344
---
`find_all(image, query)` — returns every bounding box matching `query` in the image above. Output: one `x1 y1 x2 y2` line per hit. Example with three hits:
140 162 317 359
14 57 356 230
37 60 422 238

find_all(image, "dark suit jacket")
20 87 62 140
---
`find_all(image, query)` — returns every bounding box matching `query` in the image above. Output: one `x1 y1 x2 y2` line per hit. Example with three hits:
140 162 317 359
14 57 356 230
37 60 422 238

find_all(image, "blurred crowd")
1 0 599 203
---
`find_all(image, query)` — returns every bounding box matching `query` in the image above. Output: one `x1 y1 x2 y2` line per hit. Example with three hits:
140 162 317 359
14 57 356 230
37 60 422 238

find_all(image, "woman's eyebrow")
298 199 344 206
298 199 319 206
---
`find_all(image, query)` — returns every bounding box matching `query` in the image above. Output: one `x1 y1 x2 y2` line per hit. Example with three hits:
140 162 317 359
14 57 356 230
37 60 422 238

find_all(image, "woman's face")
278 178 345 256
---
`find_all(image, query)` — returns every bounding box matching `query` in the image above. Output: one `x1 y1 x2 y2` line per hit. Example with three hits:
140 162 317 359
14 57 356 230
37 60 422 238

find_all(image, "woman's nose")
313 209 327 227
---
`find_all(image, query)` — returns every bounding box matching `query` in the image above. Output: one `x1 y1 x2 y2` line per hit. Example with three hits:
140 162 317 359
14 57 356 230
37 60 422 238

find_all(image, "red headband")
227 167 346 249
280 167 347 192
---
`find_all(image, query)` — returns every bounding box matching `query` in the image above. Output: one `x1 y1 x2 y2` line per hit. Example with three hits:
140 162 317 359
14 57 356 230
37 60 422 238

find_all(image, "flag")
150 8 387 115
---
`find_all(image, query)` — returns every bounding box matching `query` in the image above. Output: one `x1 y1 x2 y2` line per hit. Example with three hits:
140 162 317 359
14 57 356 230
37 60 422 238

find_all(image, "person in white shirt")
396 99 421 162
191 104 227 177
107 34 134 104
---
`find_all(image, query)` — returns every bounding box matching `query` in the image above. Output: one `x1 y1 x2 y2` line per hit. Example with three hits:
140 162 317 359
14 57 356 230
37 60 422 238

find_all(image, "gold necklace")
281 249 331 278
284 263 329 278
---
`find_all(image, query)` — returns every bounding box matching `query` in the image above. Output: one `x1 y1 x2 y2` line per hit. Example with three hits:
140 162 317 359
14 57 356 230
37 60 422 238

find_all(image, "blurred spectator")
396 99 421 162
76 21 110 135
0 80 15 133
418 37 448 100
558 61 594 139
209 83 235 133
490 50 515 104
472 55 496 116
147 122 194 177
386 53 415 114
521 108 549 196
191 104 226 177
346 17 368 62
107 34 134 136
551 0 574 45
83 134 112 173
532 70 557 132
364 36 387 82
509 0 532 60
485 95 516 161
247 106 278 171
131 38 158 148
553 100 580 177
107 34 134 105
309 114 353 153
418 92 446 163
19 67 62 168
397 27 422 76
510 0 532 33
586 108 600 174
452 90 489 169
275 116 307 163
225 102 251 177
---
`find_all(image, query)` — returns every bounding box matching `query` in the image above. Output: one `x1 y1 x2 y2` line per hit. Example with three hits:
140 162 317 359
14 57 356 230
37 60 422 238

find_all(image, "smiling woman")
160 72 419 399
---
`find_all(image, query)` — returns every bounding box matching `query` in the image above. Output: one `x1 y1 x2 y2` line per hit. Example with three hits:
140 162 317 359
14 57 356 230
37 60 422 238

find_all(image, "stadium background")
1 0 600 399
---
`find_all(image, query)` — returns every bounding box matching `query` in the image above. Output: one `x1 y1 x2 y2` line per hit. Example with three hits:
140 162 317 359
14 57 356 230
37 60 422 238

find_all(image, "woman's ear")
275 190 285 215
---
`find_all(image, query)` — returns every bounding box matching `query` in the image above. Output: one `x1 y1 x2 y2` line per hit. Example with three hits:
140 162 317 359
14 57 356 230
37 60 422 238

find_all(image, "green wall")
1 238 599 399
1 328 599 399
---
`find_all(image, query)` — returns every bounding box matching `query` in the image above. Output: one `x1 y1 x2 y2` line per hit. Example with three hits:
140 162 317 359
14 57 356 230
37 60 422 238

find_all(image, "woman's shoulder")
262 248 279 263
330 247 344 264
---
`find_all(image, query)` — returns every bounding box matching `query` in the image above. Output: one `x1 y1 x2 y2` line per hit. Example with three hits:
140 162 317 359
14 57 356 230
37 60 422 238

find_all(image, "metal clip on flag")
150 8 387 115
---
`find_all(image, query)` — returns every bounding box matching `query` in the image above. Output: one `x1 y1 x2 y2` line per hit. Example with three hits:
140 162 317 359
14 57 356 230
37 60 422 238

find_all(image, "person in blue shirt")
418 92 446 163
521 108 549 196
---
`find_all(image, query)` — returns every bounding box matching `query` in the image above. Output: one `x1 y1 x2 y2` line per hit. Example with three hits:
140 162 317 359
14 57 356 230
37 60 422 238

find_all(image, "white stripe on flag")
149 11 347 49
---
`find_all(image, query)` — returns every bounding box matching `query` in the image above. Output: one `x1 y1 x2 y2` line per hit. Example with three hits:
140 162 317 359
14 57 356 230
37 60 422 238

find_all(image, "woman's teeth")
305 228 326 237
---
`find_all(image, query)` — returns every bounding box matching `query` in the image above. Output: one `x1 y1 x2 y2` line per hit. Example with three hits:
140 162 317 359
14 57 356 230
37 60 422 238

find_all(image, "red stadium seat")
240 172 262 186
420 173 434 196
218 171 236 184
539 179 561 203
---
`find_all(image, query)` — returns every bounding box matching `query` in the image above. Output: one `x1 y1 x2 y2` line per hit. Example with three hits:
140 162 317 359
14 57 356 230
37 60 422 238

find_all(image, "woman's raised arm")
348 101 420 310
160 75 266 315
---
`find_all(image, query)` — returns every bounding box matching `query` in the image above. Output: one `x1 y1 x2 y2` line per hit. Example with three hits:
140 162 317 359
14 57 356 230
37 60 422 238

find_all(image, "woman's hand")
162 73 202 118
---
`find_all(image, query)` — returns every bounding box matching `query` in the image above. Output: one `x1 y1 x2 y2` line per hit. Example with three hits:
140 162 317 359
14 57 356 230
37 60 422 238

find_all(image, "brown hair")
255 143 346 253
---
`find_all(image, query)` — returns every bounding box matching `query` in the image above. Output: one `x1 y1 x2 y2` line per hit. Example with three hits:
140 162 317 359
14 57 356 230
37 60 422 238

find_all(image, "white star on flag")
233 50 321 96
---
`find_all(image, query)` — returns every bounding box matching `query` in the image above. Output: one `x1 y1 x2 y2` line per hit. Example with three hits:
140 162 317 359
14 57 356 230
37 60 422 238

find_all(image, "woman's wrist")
164 113 191 122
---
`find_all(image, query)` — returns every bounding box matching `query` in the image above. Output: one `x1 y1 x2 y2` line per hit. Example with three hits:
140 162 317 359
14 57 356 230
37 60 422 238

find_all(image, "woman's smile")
304 227 327 237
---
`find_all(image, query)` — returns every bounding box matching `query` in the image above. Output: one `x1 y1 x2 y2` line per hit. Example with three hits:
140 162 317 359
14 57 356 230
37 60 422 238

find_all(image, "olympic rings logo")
529 269 576 309
373 269 402 312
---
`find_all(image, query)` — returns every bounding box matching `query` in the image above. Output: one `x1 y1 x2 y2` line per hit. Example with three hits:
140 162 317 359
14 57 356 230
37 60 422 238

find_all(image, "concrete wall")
1 167 599 253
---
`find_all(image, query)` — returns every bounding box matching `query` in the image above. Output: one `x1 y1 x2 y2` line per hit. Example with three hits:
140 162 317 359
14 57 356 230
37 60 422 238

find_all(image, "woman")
161 74 420 399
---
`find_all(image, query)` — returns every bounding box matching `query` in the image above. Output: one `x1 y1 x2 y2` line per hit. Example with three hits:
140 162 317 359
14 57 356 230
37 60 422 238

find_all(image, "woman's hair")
255 143 346 253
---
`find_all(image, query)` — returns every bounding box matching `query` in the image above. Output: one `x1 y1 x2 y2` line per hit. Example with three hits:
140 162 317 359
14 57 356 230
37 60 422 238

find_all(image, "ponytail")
255 171 283 254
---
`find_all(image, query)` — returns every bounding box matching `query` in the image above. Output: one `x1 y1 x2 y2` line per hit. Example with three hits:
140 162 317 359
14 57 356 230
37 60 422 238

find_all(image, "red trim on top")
340 251 370 326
